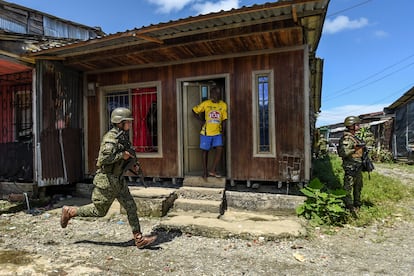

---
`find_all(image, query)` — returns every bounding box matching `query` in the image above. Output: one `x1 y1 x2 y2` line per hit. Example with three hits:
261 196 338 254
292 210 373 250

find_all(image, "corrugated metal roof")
0 0 104 37
385 86 414 112
27 0 329 63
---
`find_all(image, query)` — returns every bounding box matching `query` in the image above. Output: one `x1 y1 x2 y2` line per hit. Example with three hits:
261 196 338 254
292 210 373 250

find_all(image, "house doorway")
182 78 227 177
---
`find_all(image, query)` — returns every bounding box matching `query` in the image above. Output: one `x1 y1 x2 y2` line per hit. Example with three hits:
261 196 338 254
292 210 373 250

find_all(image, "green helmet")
344 116 360 127
110 107 133 123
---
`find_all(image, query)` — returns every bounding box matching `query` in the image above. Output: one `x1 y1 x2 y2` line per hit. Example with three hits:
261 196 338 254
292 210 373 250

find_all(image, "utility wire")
324 53 414 100
324 59 414 102
326 0 373 18
322 0 414 102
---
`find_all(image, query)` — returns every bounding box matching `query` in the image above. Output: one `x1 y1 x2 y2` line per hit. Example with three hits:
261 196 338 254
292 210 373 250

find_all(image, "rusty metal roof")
385 86 414 112
26 0 329 72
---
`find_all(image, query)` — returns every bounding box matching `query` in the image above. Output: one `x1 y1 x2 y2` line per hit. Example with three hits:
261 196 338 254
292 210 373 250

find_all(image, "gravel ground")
1 165 414 276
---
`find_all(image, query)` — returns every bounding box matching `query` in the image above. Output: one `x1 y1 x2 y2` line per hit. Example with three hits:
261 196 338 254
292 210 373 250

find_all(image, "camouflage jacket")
338 130 364 166
96 127 131 176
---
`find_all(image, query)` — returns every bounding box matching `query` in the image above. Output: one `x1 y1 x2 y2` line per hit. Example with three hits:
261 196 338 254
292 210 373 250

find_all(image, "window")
15 89 33 141
252 70 275 157
103 82 161 155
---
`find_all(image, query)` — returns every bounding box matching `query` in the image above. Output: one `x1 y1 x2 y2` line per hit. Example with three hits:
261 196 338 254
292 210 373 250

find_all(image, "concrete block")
178 186 224 201
76 183 94 198
121 187 177 217
0 182 35 198
225 191 305 215
183 176 225 188
173 198 223 214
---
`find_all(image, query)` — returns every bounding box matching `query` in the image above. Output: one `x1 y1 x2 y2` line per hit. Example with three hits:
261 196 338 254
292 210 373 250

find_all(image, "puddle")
0 249 33 265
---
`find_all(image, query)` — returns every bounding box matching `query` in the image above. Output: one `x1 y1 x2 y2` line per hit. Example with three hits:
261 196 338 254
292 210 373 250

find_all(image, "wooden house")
319 112 393 157
22 0 329 189
0 0 104 187
384 86 414 161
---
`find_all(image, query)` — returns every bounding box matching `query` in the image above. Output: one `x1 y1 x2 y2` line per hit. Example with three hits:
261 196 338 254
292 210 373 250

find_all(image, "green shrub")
309 155 414 227
296 178 348 226
370 148 394 163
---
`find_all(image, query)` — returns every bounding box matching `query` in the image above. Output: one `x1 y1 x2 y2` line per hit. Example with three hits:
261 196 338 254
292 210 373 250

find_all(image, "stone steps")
172 198 223 215
171 177 226 216
178 186 224 201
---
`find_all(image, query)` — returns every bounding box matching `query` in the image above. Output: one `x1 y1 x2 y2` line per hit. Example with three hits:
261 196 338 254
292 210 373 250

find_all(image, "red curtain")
131 87 157 152
0 85 15 143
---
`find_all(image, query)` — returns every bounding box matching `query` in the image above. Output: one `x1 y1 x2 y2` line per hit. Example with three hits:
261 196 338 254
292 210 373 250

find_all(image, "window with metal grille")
103 83 160 155
15 89 33 141
0 71 32 143
252 70 275 157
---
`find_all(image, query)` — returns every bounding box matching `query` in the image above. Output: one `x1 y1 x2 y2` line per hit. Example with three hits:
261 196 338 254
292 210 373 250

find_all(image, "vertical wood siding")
87 50 306 181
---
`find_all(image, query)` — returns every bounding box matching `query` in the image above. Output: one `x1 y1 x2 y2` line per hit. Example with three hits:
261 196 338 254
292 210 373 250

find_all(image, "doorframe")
176 73 231 178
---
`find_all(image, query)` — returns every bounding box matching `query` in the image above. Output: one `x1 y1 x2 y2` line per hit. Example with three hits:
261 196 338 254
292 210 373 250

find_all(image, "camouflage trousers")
77 173 141 233
343 167 363 208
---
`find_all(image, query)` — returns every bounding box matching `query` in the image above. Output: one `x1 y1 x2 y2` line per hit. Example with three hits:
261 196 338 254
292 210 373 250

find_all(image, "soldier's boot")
133 232 157 249
60 206 78 228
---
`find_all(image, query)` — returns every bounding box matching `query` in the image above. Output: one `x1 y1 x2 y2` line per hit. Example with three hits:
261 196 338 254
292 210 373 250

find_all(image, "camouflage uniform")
77 127 141 233
338 130 364 208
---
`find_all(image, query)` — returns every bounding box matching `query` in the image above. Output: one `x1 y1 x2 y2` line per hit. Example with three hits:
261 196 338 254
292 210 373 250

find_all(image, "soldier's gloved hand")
122 151 133 160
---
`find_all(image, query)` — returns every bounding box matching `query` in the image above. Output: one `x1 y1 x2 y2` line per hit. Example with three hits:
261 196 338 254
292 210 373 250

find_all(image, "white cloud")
374 30 389 38
146 0 239 14
147 0 194 13
193 0 239 15
316 104 388 127
323 15 369 34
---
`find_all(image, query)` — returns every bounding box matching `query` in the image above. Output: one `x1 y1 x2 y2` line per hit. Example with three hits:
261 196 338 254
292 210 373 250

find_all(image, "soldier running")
60 107 157 249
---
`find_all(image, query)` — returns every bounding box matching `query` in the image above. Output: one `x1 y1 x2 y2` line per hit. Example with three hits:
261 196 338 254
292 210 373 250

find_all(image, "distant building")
384 86 414 161
318 111 393 155
0 0 104 183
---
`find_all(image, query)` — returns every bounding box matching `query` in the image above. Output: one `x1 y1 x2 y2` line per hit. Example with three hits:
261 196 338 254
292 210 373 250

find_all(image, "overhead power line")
324 56 414 102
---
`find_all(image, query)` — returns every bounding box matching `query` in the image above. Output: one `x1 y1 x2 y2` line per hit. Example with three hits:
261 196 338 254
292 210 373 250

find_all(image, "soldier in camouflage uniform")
60 107 157 249
338 116 366 211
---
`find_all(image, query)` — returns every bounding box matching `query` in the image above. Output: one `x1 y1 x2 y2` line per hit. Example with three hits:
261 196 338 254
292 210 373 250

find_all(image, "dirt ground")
1 164 414 276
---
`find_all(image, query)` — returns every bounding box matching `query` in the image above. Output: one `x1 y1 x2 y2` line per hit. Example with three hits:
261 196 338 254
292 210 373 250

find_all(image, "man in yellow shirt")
192 86 227 178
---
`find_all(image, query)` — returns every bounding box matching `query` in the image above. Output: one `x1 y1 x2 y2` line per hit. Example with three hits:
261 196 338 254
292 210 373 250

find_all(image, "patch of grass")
311 155 414 227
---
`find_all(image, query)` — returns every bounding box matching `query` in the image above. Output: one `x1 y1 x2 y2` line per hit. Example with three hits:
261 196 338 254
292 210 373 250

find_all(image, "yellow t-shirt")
192 100 227 136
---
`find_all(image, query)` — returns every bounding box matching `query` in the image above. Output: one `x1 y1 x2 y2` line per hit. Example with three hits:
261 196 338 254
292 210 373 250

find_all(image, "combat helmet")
110 107 133 123
344 116 360 127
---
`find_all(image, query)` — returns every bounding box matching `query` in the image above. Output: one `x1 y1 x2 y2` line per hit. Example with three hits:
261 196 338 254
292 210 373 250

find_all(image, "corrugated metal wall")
37 61 83 185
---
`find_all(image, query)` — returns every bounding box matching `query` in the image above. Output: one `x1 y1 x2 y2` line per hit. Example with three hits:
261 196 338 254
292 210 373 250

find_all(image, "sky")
7 0 414 127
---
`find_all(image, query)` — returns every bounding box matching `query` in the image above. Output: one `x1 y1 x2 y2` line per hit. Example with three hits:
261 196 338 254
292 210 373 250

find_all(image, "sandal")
208 171 221 178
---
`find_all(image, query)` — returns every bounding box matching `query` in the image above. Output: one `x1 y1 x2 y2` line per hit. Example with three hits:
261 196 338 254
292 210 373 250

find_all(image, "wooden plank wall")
87 50 306 181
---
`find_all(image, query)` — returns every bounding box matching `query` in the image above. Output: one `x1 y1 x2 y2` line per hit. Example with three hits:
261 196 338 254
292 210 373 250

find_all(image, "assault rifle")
116 130 147 188
357 141 374 180
361 146 375 172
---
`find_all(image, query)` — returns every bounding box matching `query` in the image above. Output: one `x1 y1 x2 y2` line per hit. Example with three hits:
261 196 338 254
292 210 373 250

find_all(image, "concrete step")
156 210 305 240
178 186 224 201
122 187 178 217
183 176 226 188
225 191 305 215
167 210 221 219
172 198 223 214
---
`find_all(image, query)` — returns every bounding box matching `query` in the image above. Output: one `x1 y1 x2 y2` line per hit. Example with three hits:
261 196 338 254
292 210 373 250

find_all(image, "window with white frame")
103 82 161 155
252 70 275 157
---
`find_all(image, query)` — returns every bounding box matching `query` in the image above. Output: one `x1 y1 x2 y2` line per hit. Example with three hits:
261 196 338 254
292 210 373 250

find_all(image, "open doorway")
181 77 227 177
